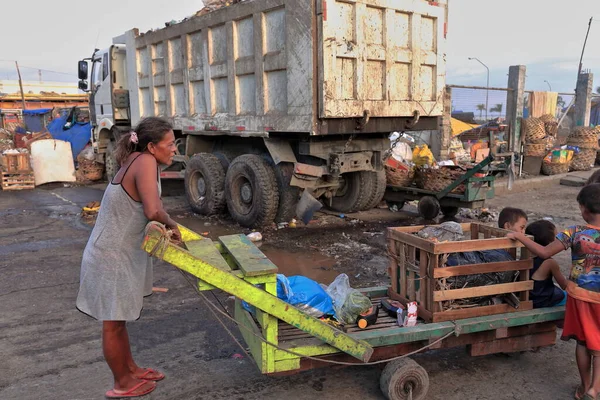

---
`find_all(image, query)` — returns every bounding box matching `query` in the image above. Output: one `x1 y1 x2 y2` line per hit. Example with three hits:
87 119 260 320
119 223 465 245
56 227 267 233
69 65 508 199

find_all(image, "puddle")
260 245 339 285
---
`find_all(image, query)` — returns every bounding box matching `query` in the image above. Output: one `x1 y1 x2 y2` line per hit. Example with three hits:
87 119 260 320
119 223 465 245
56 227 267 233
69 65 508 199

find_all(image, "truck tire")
225 154 279 228
104 141 119 182
185 153 226 215
360 169 387 211
330 171 371 213
262 157 300 223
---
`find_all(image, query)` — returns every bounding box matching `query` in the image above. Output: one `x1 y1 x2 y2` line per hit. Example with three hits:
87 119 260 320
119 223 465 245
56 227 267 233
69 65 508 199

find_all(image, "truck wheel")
104 141 119 182
272 162 300 223
441 206 459 218
380 358 430 400
418 196 440 220
360 169 387 211
185 153 226 215
225 155 279 228
330 171 370 213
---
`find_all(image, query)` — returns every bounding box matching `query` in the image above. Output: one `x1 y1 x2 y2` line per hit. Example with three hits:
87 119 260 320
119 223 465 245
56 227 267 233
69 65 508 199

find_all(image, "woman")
77 117 182 398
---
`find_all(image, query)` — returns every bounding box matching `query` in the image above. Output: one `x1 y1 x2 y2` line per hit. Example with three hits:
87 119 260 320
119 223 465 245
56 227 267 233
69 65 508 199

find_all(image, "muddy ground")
0 174 593 400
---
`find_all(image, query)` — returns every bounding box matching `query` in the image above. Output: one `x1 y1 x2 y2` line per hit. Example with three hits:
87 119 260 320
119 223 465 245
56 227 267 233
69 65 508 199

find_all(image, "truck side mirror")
78 80 89 91
78 61 88 80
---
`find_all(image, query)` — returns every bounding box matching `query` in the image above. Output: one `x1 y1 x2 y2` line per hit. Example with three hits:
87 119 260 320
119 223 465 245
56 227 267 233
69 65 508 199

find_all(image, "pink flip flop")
135 368 165 381
105 380 156 399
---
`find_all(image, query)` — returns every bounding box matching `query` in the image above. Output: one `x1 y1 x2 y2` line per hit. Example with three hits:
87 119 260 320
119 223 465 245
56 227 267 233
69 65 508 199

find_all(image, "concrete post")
574 72 593 127
438 85 452 160
505 65 526 153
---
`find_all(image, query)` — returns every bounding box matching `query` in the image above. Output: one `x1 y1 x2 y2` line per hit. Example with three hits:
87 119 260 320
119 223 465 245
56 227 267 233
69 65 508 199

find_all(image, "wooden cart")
384 155 495 219
143 223 564 400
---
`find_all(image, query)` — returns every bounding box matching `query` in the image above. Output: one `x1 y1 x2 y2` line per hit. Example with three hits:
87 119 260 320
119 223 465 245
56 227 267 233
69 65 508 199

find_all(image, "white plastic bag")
326 274 371 324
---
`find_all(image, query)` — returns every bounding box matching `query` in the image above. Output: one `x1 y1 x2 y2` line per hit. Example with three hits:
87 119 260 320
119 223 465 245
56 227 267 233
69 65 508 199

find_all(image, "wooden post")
438 85 452 160
574 72 594 127
505 65 526 152
15 61 26 110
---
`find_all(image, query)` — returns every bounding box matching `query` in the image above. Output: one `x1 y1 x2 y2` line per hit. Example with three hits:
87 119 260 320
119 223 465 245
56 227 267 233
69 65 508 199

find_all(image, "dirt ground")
0 174 593 400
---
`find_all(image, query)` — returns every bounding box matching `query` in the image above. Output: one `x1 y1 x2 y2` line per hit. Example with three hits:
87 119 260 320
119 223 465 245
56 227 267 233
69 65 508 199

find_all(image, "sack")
243 274 335 318
412 145 435 167
326 274 372 324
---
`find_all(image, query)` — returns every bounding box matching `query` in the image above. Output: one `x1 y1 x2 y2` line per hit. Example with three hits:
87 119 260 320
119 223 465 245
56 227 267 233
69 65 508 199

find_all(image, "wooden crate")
1 172 35 191
387 222 533 323
1 153 31 173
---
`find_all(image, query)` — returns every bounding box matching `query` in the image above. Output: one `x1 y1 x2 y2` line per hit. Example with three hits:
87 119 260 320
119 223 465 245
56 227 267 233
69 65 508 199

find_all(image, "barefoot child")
508 184 600 400
525 220 568 308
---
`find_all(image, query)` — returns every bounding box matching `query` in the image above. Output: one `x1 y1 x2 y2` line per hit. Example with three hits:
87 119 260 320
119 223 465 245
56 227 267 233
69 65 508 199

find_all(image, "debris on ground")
247 232 263 242
458 207 498 223
81 201 101 225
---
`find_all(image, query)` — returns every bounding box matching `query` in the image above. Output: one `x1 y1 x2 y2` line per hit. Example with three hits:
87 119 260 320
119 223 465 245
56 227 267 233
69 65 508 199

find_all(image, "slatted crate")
1 153 31 173
387 222 533 323
1 172 35 191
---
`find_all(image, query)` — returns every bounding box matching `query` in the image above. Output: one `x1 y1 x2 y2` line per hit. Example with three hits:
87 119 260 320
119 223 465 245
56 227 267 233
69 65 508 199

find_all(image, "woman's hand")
168 224 182 243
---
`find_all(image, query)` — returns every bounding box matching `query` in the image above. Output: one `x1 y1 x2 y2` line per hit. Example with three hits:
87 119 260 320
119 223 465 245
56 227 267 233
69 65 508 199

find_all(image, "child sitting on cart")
525 220 568 308
508 184 600 400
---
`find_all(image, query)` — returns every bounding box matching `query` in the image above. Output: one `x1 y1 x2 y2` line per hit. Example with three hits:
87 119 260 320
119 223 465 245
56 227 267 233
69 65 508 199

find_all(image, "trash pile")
195 0 246 16
244 273 418 329
458 207 499 223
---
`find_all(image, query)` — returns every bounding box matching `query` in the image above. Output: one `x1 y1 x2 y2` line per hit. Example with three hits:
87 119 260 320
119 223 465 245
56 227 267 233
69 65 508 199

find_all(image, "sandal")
581 394 599 400
576 386 586 400
134 368 165 381
105 380 156 399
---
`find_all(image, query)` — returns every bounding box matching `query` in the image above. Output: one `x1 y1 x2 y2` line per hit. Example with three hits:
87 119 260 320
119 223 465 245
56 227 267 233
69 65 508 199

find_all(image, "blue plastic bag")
243 274 335 318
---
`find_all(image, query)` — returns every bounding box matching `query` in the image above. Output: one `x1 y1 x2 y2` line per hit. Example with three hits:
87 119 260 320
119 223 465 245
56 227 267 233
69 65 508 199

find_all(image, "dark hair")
577 184 600 214
586 169 600 186
114 117 173 166
525 220 556 246
498 207 528 229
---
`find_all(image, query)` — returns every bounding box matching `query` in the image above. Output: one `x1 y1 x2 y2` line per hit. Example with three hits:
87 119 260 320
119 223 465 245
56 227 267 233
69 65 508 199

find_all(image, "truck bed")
117 0 447 135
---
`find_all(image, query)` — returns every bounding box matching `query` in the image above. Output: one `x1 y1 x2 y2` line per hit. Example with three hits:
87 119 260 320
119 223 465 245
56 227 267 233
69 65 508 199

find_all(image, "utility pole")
469 57 490 121
15 61 26 110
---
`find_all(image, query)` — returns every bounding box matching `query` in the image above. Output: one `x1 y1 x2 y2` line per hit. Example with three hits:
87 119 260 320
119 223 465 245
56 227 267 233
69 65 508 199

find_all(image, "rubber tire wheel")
184 153 226 215
441 206 459 218
387 201 406 211
380 358 430 400
360 169 387 211
225 154 279 228
272 162 300 223
418 196 441 220
104 141 119 182
330 171 371 213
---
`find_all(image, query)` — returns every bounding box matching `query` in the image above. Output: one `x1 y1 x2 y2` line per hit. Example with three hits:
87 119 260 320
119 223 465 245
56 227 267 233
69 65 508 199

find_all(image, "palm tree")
557 96 566 109
490 104 503 117
596 86 600 95
476 104 486 120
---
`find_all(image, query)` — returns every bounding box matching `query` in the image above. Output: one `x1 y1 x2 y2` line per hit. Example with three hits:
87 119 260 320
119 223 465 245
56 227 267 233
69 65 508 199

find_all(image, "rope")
149 223 457 366
145 221 173 258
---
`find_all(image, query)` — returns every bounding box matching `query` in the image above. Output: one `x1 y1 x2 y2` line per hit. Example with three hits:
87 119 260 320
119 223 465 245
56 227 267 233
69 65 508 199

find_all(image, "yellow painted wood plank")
219 234 278 277
186 239 232 271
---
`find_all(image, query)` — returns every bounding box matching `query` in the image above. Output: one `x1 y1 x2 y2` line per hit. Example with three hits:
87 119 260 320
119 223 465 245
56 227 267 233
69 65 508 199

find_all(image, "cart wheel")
441 206 459 218
418 196 440 220
380 358 430 400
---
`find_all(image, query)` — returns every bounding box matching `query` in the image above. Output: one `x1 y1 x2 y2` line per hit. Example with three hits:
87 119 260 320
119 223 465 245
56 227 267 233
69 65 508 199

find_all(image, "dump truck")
78 0 448 227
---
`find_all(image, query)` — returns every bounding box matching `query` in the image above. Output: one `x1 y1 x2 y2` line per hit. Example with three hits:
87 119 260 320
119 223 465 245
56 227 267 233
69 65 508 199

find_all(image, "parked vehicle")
78 0 448 227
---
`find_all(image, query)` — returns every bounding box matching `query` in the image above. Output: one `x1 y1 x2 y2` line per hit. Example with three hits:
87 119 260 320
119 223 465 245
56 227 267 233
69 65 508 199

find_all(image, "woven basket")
522 118 546 142
571 149 597 171
568 127 599 144
539 114 556 123
545 121 558 137
525 143 548 157
385 165 414 187
542 162 570 176
415 167 466 194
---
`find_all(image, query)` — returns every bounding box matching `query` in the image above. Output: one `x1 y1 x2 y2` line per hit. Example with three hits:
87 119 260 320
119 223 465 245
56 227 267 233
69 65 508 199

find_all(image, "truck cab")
78 44 131 178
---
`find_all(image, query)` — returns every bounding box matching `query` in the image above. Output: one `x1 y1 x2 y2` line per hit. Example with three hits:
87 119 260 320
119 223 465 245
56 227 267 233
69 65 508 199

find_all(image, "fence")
449 85 510 124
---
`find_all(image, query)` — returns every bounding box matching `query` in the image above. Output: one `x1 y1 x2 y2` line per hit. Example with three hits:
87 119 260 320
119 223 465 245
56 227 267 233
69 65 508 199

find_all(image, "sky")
1 0 599 95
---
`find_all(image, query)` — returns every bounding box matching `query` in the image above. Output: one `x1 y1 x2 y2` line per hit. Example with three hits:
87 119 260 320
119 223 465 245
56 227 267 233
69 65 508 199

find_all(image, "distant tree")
476 104 486 119
557 96 566 108
596 86 600 95
490 103 503 117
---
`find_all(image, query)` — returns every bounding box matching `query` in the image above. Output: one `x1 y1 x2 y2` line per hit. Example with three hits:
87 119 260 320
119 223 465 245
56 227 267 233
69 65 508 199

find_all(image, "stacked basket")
384 164 414 187
522 115 557 157
567 127 599 171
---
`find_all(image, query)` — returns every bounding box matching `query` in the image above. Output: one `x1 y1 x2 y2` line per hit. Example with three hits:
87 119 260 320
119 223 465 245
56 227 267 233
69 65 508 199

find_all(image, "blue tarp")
23 108 52 116
47 116 92 159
